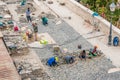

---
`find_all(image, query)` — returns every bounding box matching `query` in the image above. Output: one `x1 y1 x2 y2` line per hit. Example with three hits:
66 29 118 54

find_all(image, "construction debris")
2 30 29 54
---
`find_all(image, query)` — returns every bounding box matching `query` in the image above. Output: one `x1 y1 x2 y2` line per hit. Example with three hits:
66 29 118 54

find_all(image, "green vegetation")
79 0 120 28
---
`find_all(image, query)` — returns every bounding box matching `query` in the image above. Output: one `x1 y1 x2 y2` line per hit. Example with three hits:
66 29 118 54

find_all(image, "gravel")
97 71 120 80
34 50 115 80
36 19 93 50
31 19 118 80
21 69 51 80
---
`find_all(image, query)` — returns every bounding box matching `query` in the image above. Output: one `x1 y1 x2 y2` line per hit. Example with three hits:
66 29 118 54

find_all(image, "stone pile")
0 4 13 30
11 48 52 80
2 30 29 54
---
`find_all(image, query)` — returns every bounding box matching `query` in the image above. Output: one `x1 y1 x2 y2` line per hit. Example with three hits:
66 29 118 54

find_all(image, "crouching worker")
64 56 74 64
89 46 98 57
41 16 48 25
79 50 86 61
47 56 59 67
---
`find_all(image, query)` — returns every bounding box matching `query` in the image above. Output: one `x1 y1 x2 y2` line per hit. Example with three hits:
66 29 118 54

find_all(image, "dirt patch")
19 16 36 23
46 13 56 19
16 3 36 14
0 5 10 15
21 69 51 80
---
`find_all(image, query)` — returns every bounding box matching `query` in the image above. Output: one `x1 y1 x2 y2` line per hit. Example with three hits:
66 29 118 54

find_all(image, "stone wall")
0 37 21 80
65 0 120 40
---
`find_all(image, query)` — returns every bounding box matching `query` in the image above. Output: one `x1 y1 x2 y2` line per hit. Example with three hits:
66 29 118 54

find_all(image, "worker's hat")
94 45 98 48
55 56 59 62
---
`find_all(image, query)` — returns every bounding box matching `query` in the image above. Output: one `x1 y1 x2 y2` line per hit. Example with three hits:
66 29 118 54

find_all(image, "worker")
26 8 32 22
18 66 23 74
21 0 26 6
41 16 48 25
89 46 98 57
32 22 38 41
26 29 33 38
64 56 74 64
79 50 86 61
47 57 59 67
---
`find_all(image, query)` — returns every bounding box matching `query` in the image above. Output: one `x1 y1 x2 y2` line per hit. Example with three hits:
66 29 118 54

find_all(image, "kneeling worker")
64 56 74 64
41 16 48 25
79 50 86 61
47 56 59 67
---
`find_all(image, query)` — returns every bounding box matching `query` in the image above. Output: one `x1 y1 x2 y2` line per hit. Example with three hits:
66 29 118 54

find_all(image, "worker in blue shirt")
26 8 32 22
47 57 58 67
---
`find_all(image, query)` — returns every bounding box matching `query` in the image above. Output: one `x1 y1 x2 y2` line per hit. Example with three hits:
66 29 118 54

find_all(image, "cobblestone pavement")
32 19 119 80
97 71 120 80
43 57 114 80
37 19 93 50
33 47 117 80
1 0 119 79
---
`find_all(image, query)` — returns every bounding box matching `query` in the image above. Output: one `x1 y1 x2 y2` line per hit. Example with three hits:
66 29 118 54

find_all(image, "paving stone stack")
2 30 29 54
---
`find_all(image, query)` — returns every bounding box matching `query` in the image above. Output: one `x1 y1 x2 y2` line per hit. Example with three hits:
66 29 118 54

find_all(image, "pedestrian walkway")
34 0 120 67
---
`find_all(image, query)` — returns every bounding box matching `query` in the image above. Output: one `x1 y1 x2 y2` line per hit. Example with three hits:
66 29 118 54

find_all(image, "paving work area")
32 19 116 80
0 0 120 80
